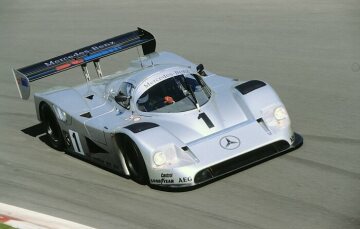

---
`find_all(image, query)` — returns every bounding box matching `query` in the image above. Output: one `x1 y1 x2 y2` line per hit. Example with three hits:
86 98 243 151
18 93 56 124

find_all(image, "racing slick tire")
121 136 149 185
40 103 65 151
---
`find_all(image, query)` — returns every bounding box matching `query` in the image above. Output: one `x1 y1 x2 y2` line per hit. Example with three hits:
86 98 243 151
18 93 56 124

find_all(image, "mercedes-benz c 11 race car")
13 28 303 188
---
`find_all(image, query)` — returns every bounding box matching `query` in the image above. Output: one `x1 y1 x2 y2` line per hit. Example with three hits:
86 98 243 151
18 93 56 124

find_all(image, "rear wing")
12 27 156 99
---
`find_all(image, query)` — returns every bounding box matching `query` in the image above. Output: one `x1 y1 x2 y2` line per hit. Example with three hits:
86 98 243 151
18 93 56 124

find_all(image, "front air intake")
194 140 290 184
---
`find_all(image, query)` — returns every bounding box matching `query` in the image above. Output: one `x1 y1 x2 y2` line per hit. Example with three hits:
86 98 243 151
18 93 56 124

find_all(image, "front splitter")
150 133 303 191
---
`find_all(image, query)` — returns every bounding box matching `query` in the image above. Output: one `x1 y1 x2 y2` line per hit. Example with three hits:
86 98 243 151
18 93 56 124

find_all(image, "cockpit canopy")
136 73 211 113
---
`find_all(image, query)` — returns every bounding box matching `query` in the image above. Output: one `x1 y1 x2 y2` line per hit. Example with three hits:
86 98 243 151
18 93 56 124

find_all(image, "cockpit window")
137 74 211 113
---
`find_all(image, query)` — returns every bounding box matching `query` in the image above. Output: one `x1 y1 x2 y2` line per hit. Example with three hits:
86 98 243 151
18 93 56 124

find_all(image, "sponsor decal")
150 178 174 184
91 41 115 51
18 78 29 87
69 130 85 155
151 173 174 184
71 59 83 65
161 173 173 178
178 176 193 183
44 52 89 67
55 63 71 71
44 41 115 67
142 69 191 89
219 136 241 150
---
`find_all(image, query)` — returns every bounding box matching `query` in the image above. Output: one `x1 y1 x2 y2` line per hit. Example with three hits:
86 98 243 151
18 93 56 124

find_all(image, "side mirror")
196 64 207 76
115 94 131 109
115 94 129 102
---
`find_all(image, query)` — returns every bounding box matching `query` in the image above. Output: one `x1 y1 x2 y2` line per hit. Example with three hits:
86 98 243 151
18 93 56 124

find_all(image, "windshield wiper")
179 76 200 111
193 74 211 99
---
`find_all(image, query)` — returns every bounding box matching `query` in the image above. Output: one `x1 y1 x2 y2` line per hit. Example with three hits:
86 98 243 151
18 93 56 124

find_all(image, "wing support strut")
93 60 103 78
81 64 91 81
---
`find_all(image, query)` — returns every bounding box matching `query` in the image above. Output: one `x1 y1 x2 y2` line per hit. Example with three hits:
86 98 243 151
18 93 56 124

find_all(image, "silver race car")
13 28 303 188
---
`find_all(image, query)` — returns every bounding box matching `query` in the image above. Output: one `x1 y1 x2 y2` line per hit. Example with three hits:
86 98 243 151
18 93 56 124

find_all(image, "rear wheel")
40 103 65 150
121 137 149 185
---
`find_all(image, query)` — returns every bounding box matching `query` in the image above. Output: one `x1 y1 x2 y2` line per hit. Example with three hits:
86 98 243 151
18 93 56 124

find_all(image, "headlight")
274 107 288 120
152 144 198 168
261 105 290 129
53 105 67 122
153 151 167 166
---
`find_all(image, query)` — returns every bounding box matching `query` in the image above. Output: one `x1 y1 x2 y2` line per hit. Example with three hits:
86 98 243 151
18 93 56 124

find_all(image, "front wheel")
40 103 65 151
121 137 149 185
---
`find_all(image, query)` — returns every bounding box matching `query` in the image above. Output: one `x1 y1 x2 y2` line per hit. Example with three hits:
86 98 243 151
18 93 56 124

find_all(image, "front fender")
234 81 285 119
116 122 186 172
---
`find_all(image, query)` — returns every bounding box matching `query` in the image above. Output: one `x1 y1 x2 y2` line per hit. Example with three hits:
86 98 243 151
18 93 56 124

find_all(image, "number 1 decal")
69 130 84 155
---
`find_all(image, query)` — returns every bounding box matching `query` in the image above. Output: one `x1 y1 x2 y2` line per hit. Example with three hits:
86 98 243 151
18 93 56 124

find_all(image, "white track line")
0 203 95 229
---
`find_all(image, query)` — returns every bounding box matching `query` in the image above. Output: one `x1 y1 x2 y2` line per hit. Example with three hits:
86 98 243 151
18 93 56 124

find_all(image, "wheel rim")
46 113 60 141
41 104 64 150
124 138 148 184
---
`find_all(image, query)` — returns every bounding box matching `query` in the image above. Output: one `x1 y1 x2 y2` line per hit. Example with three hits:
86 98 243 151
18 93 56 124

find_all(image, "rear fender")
35 88 89 122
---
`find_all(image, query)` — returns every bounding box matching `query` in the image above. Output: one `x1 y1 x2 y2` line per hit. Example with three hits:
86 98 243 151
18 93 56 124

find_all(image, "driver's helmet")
137 92 149 104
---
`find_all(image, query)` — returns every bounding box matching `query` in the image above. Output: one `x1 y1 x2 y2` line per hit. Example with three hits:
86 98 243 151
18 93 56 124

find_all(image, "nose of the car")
147 96 250 144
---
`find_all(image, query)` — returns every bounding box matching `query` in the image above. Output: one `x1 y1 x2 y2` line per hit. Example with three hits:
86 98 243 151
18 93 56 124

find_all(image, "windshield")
137 74 211 113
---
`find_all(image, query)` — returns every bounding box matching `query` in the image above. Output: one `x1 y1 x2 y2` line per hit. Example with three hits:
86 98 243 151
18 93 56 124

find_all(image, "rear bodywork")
13 28 303 188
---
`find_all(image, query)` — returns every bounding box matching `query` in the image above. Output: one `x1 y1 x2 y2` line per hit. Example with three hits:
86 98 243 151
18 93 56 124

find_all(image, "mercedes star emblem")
219 135 241 150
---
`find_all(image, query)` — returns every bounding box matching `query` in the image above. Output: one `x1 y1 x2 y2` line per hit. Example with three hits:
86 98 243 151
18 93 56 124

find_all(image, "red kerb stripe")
0 215 14 223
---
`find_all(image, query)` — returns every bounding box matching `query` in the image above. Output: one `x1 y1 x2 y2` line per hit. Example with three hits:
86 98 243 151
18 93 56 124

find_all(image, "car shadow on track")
21 123 45 137
21 123 64 151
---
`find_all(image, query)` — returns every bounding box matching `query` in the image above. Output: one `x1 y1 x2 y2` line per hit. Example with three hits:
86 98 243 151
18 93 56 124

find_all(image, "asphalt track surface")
0 1 359 228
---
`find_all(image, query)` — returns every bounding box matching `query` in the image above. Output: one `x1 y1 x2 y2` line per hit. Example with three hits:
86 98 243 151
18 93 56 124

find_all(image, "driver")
163 96 175 104
137 92 150 112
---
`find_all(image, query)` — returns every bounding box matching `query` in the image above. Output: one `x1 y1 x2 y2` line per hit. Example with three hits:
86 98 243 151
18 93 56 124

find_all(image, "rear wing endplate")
12 27 156 99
